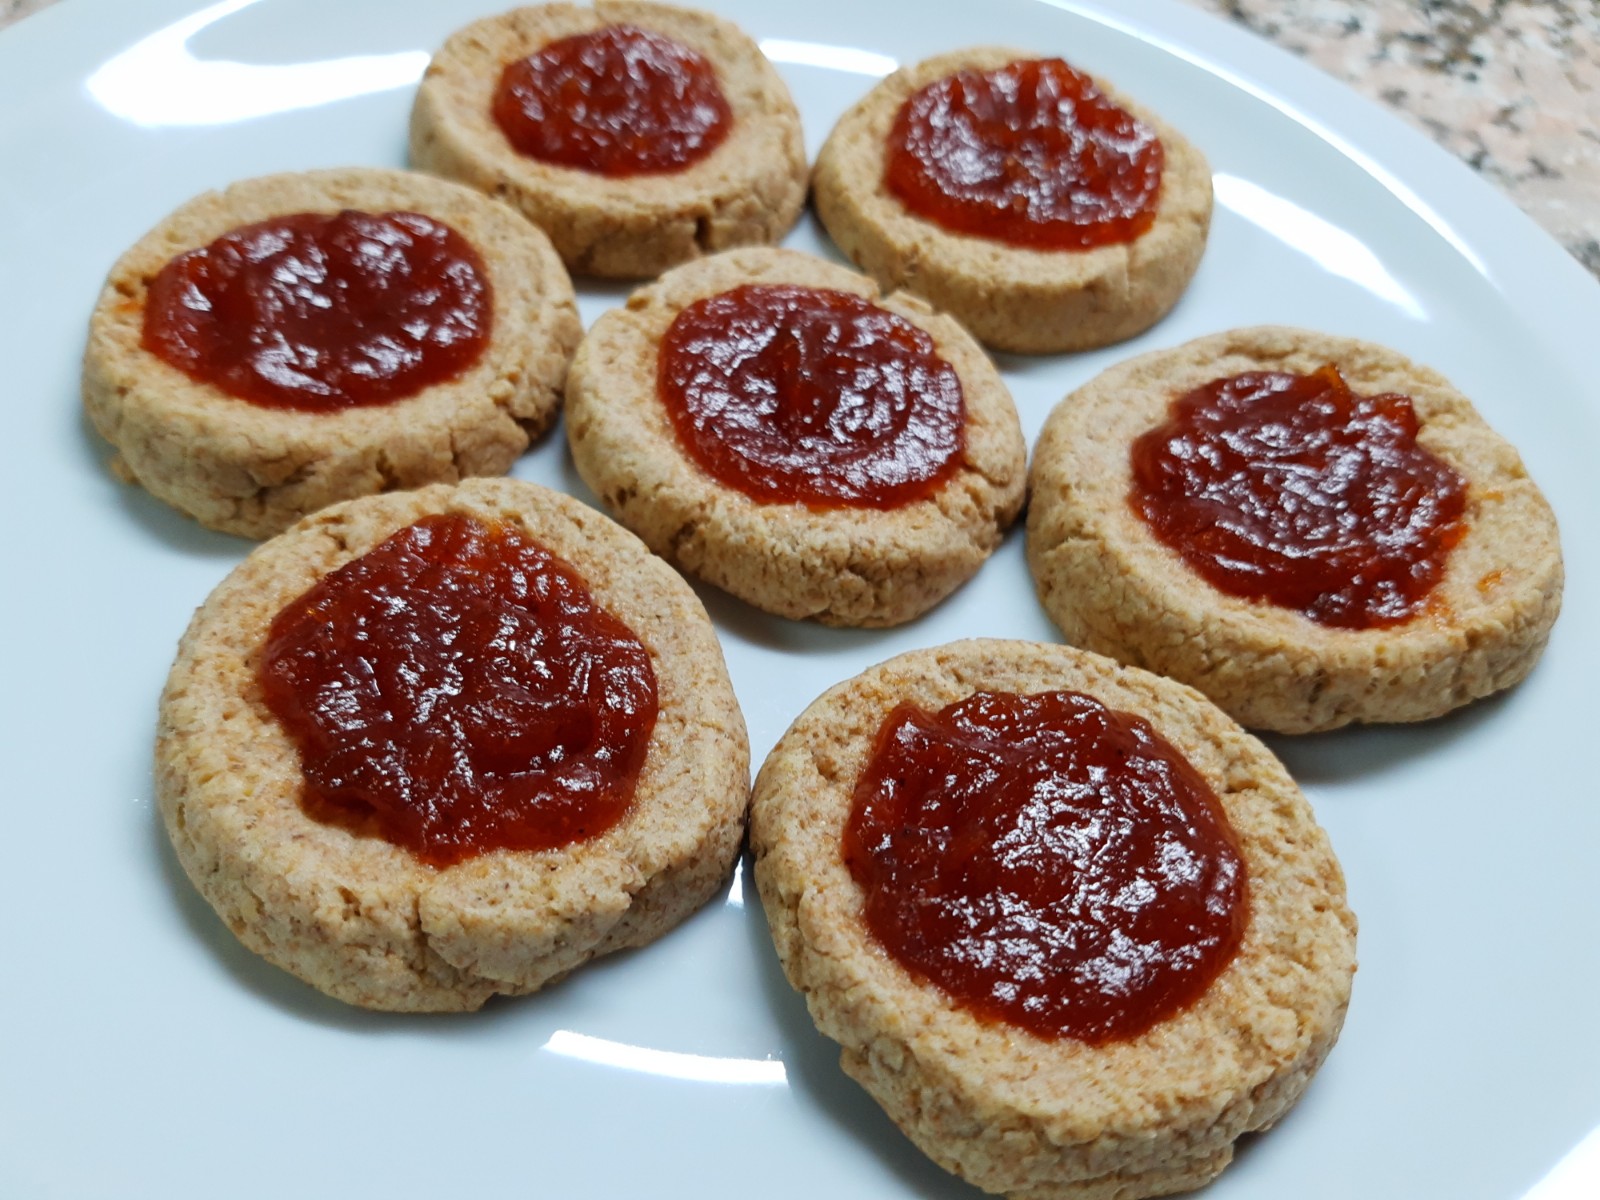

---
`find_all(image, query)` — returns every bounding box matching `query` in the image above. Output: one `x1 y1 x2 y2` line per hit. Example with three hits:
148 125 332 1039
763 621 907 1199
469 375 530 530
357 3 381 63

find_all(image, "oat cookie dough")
157 478 749 1012
565 246 1028 626
751 638 1356 1200
1027 326 1564 733
814 47 1212 355
83 167 581 539
410 1 807 278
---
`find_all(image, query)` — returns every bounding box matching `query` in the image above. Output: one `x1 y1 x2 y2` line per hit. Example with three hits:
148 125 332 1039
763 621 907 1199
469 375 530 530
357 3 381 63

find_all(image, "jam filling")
844 691 1241 1049
656 284 965 509
493 25 732 176
142 210 492 413
1130 366 1470 629
885 57 1164 250
844 689 1247 1045
260 513 658 867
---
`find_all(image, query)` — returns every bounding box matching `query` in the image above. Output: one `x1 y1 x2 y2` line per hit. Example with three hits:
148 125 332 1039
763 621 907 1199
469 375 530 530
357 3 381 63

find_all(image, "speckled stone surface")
0 0 46 28
3 0 1596 278
1189 0 1600 277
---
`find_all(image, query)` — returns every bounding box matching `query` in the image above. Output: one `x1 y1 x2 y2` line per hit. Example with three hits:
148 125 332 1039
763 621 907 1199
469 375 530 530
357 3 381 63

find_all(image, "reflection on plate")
0 1 1597 1198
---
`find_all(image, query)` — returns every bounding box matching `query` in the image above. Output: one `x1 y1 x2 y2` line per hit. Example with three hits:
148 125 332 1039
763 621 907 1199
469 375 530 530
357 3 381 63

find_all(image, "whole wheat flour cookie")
751 638 1356 1200
157 478 749 1012
84 167 581 539
565 246 1028 627
1027 326 1564 733
814 47 1212 354
410 1 807 278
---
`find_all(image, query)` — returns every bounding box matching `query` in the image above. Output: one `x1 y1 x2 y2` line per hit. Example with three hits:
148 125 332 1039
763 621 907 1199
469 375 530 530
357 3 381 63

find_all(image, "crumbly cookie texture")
751 638 1356 1200
410 1 807 278
83 167 581 540
1027 326 1564 733
157 478 750 1012
813 46 1212 355
564 246 1028 627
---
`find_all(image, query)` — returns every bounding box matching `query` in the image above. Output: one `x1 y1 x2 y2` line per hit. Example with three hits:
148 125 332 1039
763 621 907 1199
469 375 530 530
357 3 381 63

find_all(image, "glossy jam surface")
844 690 1247 1044
493 25 732 176
1131 367 1470 629
142 210 492 413
260 514 658 867
657 284 965 509
886 58 1164 250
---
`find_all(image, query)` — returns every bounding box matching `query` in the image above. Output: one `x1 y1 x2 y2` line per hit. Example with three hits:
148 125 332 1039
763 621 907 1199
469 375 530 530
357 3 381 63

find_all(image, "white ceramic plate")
2 1 1597 1196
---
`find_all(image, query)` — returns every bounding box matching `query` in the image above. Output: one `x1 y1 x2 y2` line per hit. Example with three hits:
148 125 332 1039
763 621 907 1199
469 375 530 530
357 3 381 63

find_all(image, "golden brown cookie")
1027 326 1564 733
565 246 1028 627
409 1 807 278
83 167 581 539
751 638 1356 1200
157 478 749 1012
813 47 1212 354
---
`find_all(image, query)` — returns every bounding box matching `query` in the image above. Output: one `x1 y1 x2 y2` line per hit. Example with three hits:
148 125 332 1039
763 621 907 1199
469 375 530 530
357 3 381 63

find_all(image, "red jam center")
844 690 1247 1044
492 25 732 176
656 284 966 509
260 513 658 868
1130 367 1470 629
142 210 492 413
885 58 1164 251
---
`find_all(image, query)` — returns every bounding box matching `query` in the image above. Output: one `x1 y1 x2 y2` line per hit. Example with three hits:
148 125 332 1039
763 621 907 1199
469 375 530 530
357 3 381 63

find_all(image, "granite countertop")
4 0 1596 278
1190 0 1599 278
